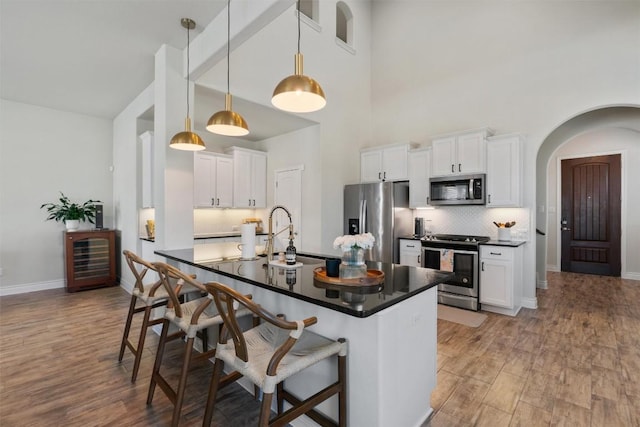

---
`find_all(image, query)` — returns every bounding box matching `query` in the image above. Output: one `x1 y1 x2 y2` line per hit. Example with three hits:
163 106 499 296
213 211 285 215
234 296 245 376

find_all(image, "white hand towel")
440 249 454 272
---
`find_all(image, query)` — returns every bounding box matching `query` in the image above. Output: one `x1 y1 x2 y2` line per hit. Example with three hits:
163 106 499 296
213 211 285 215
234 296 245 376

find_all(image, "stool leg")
171 336 195 427
276 382 284 414
130 304 153 382
338 353 347 427
203 358 225 427
147 319 169 405
259 391 274 427
118 295 137 362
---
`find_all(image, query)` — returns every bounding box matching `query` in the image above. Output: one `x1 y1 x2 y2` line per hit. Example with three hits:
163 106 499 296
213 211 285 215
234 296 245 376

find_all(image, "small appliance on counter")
414 218 425 238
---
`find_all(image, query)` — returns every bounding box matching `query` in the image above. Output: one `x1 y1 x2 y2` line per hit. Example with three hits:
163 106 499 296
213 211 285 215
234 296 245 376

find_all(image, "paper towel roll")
240 223 256 259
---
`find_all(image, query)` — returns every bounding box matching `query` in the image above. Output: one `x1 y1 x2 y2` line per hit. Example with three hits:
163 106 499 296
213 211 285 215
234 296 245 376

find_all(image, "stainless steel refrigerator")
343 181 413 264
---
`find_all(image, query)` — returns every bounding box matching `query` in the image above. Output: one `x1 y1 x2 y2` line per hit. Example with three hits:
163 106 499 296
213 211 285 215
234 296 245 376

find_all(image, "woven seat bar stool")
147 262 253 427
203 281 348 427
119 250 204 382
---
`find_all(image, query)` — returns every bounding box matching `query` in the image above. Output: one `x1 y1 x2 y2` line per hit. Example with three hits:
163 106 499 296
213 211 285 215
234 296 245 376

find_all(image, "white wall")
545 127 640 279
196 1 373 253
0 99 113 294
369 1 640 306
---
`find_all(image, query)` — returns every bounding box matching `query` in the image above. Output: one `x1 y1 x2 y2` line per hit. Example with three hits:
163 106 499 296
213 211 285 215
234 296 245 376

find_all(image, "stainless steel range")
421 234 490 311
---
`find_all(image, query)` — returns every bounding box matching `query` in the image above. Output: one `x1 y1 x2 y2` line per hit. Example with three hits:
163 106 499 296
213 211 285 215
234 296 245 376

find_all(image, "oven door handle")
421 247 478 255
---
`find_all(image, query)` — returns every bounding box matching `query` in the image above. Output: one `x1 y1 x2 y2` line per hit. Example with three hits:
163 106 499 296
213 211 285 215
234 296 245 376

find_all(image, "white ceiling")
0 0 315 140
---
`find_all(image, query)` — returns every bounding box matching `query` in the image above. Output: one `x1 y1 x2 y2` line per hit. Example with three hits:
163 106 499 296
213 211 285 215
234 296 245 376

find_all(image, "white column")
153 44 195 250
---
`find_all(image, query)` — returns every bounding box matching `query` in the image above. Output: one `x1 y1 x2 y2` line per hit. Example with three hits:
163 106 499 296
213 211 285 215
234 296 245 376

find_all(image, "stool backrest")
123 250 159 294
205 281 317 375
152 262 206 319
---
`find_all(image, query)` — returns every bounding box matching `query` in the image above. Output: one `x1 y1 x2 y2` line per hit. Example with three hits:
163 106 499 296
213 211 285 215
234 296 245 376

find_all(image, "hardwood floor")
1 271 639 426
428 272 640 427
0 286 263 426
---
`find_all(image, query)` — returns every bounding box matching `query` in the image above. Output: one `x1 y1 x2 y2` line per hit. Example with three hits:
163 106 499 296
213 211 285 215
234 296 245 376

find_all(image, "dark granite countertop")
481 240 527 247
194 232 268 239
155 248 452 318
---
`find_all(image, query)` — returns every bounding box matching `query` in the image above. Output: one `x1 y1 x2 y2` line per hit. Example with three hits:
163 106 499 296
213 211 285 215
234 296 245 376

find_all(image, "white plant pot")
65 219 80 231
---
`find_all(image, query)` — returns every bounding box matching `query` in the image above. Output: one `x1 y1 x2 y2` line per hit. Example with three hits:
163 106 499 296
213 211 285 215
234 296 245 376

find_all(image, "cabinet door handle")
418 254 421 264
407 244 415 248
481 261 484 271
488 194 491 204
216 198 219 206
458 163 461 172
378 172 382 180
253 199 256 206
211 198 214 206
383 171 386 180
451 164 454 173
490 252 502 256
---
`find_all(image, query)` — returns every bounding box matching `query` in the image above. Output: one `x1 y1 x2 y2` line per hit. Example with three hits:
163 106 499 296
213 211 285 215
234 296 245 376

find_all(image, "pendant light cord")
186 21 191 119
227 0 230 94
297 0 301 54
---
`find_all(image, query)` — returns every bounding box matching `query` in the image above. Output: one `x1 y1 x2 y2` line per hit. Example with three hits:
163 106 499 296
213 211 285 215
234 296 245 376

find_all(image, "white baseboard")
622 272 640 281
521 297 538 309
0 279 65 296
119 278 134 294
546 264 560 272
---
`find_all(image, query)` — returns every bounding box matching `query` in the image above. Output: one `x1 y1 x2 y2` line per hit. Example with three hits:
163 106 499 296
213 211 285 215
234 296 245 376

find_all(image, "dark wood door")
561 154 621 276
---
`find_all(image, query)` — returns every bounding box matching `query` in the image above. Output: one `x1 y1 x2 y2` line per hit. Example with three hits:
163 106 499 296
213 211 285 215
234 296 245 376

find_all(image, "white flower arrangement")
333 232 376 252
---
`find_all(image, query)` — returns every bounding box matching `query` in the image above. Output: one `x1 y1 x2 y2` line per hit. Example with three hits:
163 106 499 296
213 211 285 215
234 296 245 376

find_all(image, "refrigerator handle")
360 199 367 233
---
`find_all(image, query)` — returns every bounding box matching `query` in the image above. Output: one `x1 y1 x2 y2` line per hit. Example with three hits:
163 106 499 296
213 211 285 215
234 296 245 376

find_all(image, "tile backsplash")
414 206 531 241
193 208 266 236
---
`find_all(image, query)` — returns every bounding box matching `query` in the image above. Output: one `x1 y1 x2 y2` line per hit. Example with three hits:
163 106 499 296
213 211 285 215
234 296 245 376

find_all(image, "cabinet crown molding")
428 127 495 142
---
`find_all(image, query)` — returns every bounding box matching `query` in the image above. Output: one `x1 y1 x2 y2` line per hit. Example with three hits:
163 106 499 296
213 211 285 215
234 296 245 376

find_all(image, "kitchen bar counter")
155 248 451 318
155 247 452 427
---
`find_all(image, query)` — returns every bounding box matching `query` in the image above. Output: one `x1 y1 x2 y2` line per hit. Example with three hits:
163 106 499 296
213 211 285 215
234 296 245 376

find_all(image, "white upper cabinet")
226 147 267 208
360 143 410 183
486 134 523 207
431 129 492 177
408 148 432 208
194 152 233 208
139 131 154 208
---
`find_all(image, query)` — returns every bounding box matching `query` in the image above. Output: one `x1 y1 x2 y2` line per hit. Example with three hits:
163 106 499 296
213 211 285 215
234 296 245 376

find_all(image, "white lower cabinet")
399 239 422 267
479 245 522 316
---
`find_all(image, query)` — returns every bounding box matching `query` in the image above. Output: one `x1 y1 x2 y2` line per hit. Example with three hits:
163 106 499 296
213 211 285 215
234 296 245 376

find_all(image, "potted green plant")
40 192 102 231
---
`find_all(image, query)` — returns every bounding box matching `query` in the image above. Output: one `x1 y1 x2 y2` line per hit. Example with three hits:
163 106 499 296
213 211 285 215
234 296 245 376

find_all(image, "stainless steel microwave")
429 174 486 205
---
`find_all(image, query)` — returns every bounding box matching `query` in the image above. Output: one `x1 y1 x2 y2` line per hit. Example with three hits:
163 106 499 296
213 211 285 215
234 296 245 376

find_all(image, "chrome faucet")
264 205 294 261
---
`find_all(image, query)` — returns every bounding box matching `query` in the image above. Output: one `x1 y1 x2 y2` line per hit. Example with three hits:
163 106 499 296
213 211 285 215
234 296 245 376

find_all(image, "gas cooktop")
421 234 490 243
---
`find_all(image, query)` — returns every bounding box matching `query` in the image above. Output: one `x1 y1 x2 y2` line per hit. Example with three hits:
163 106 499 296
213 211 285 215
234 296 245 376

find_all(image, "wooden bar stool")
203 281 348 427
146 262 252 427
118 250 202 382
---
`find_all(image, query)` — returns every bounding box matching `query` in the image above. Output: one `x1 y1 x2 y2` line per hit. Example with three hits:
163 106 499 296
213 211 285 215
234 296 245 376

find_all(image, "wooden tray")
313 267 384 288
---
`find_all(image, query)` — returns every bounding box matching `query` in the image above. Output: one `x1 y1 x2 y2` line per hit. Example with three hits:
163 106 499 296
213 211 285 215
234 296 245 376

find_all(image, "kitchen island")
155 247 452 427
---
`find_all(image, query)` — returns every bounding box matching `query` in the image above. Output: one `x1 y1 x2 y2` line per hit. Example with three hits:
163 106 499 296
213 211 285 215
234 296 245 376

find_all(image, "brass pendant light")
170 18 206 151
206 0 249 136
272 0 326 113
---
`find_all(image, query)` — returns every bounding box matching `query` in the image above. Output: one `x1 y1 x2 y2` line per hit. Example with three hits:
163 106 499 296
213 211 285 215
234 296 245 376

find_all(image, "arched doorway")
535 105 640 287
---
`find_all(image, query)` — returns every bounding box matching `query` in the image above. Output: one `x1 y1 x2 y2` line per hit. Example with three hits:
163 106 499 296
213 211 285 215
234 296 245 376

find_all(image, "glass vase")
339 247 367 279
